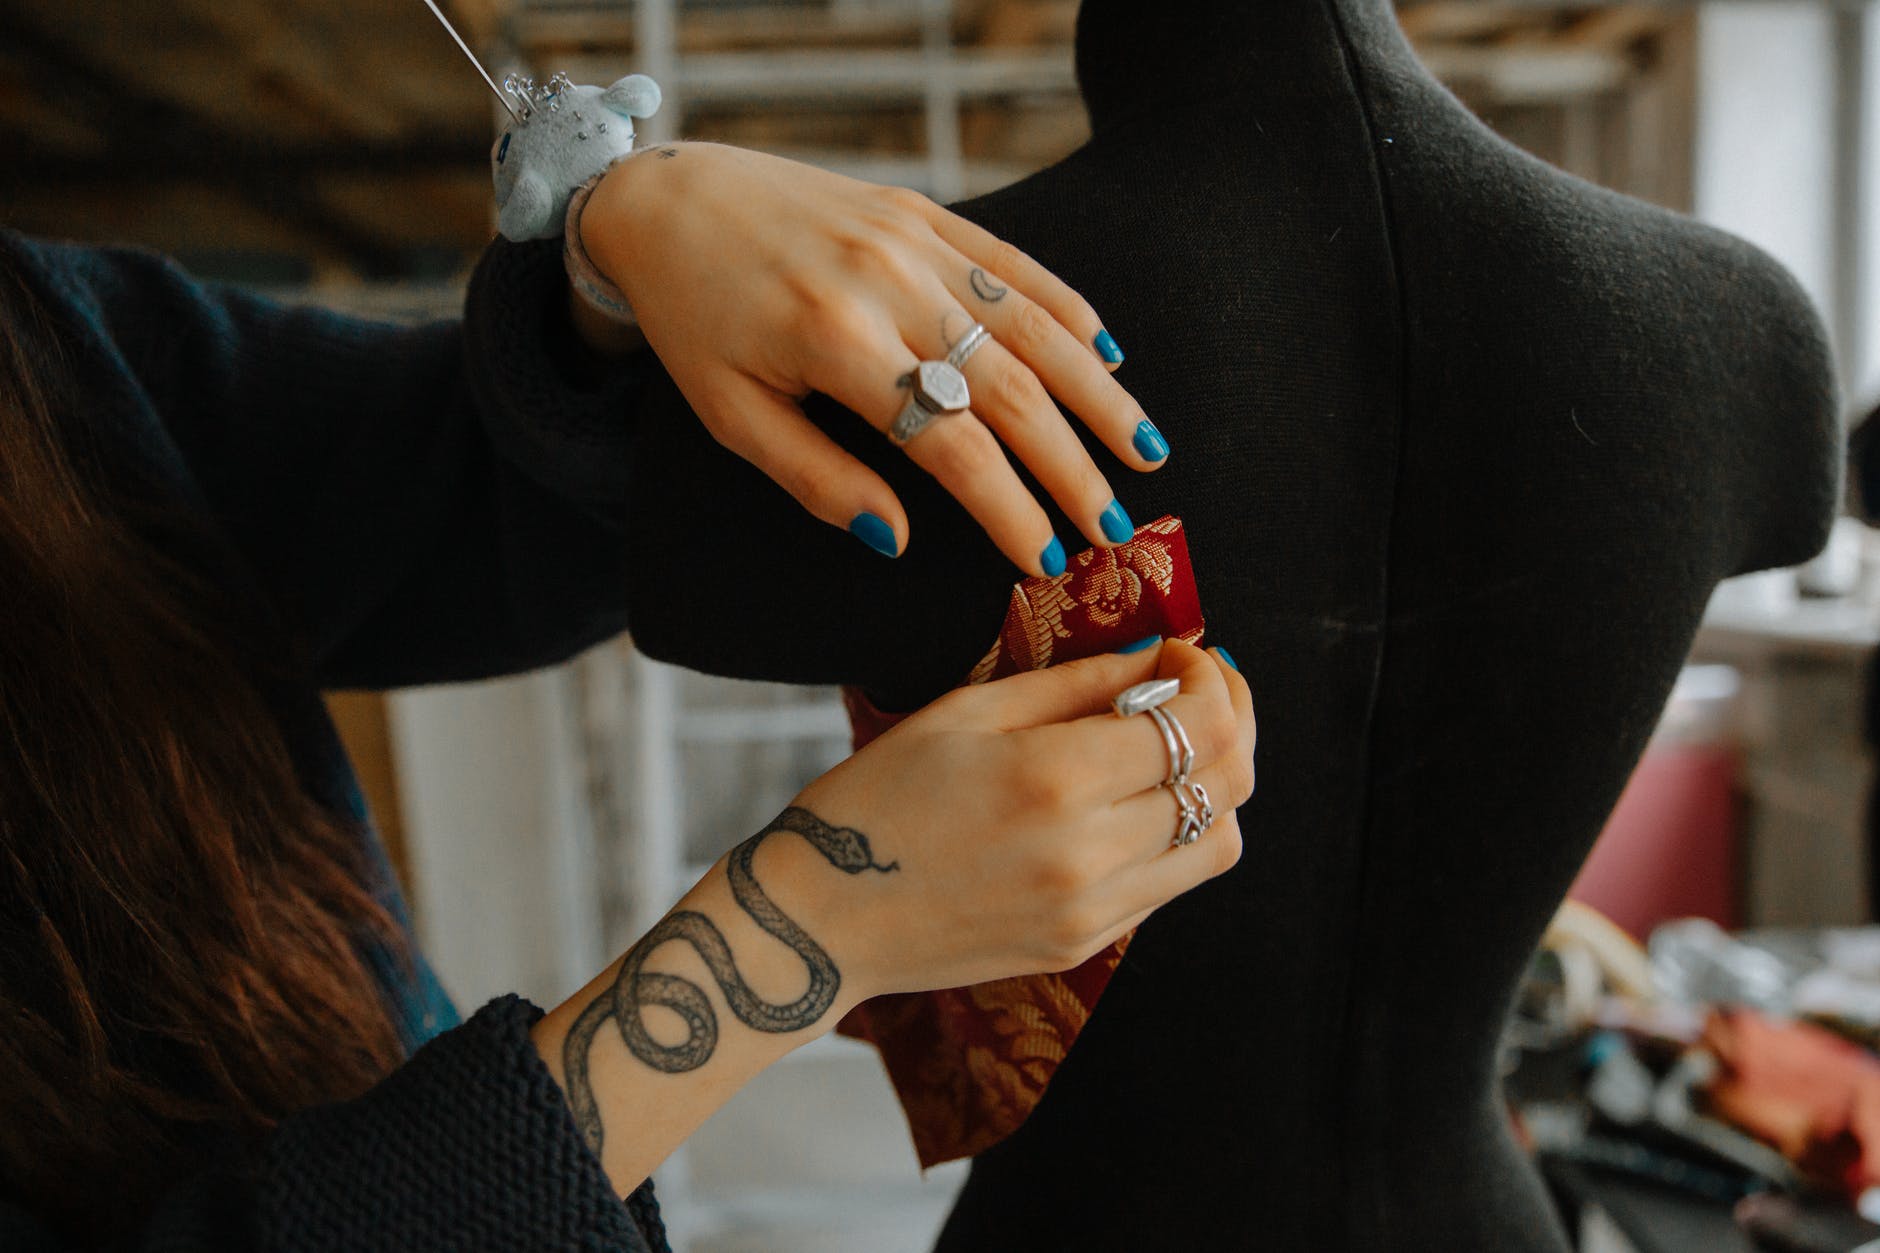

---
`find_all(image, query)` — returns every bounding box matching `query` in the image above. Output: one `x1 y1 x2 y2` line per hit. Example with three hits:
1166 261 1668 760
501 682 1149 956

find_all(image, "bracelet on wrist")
564 160 642 330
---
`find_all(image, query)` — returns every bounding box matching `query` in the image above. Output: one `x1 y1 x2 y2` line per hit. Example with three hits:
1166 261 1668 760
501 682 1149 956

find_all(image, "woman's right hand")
796 638 1255 1000
531 637 1252 1196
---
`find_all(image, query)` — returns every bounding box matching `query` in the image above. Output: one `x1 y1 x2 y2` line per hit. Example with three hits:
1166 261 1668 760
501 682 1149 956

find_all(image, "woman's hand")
795 638 1255 998
579 142 1170 576
531 638 1253 1195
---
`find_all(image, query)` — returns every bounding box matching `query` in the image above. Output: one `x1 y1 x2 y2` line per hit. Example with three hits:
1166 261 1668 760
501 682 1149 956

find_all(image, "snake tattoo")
563 806 899 1154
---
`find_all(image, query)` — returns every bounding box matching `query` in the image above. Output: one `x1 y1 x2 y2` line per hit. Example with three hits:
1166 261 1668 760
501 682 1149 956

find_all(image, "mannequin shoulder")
1390 140 1839 567
1398 142 1833 405
1534 187 1841 569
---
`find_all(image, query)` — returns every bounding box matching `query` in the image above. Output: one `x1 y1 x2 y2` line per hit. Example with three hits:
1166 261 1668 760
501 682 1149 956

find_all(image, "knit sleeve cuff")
263 994 665 1252
463 236 655 516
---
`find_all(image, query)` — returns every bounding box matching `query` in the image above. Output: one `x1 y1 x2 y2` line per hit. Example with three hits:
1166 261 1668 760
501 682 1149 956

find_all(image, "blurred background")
4 2 1880 1250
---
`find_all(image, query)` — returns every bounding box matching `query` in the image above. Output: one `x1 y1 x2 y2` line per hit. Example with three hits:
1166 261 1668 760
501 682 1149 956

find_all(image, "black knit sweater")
0 231 665 1252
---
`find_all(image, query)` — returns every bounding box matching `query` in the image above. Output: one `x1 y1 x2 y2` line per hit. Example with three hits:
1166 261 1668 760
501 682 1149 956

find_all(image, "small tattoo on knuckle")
968 267 1009 304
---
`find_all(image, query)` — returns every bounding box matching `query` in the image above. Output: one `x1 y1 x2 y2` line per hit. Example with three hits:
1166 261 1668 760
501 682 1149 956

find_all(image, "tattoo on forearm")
968 267 1008 304
656 147 680 159
562 806 899 1155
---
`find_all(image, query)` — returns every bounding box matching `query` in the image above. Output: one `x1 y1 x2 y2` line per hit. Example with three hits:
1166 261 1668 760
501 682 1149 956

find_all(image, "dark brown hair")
0 254 406 1238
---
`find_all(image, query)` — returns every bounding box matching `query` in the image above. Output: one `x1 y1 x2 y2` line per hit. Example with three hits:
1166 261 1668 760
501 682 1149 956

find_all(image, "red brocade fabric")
835 516 1206 1166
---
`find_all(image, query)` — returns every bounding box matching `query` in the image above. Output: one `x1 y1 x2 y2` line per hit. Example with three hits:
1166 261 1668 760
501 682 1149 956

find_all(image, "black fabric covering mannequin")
620 2 1839 1247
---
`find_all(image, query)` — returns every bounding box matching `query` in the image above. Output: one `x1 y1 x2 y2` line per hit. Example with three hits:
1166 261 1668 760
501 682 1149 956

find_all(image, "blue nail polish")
1100 499 1135 544
1095 328 1125 365
1040 535 1067 578
1133 419 1170 463
1217 647 1240 673
1120 634 1161 654
848 512 899 558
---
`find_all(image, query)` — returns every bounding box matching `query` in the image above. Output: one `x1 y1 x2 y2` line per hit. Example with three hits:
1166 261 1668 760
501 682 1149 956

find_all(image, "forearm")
530 807 895 1193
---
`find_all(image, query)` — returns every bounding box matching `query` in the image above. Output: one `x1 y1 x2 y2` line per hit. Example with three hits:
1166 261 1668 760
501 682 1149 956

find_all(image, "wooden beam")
556 47 1077 106
14 137 490 183
1557 8 1670 52
0 11 417 275
165 0 407 141
1415 45 1631 102
326 692 416 899
1399 3 1540 44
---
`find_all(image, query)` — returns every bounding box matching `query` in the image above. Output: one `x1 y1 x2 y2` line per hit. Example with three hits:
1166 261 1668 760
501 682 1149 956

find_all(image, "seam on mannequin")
1319 0 1414 1244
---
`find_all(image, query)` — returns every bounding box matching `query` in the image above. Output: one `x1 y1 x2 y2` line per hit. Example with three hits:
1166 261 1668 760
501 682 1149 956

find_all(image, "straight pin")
416 0 524 124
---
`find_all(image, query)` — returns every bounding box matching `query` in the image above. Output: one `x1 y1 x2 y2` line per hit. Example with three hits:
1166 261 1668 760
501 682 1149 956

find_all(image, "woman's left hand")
578 142 1167 577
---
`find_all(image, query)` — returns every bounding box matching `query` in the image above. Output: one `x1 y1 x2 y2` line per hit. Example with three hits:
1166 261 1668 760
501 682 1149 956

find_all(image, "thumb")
975 639 1170 731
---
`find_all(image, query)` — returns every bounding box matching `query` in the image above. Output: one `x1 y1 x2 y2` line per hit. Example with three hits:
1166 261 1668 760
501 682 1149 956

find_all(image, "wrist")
581 140 693 289
564 169 646 356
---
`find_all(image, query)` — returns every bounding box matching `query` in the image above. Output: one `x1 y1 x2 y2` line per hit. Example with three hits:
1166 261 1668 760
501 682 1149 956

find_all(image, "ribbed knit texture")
0 232 667 1250
265 997 659 1253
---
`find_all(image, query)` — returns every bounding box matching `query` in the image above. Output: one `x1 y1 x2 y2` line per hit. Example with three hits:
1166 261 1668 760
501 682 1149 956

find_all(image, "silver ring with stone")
946 323 992 372
1111 678 1180 720
889 359 973 446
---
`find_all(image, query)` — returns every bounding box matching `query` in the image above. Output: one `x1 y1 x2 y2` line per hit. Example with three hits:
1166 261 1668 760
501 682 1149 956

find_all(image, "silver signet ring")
913 360 971 414
889 360 973 445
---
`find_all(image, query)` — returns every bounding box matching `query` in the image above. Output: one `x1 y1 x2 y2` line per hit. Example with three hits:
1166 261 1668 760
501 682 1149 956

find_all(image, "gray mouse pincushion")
491 73 662 242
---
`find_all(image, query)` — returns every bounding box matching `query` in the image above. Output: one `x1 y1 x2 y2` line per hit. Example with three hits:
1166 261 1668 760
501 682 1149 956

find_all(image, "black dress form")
619 2 1840 1248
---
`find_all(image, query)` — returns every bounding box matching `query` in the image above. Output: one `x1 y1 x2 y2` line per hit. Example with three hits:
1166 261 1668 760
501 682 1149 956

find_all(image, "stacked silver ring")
1145 704 1213 846
1111 679 1215 848
946 322 992 371
1143 705 1194 786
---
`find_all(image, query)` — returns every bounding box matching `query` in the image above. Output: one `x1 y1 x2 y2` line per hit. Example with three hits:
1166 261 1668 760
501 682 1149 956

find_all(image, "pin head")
503 71 577 122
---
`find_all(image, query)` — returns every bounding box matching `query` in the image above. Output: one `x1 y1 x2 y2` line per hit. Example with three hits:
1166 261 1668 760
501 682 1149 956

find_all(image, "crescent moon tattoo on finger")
969 267 1009 304
562 806 900 1157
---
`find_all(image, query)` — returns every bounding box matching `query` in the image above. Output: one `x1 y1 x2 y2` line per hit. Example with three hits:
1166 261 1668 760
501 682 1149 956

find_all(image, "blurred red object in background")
1570 666 1743 941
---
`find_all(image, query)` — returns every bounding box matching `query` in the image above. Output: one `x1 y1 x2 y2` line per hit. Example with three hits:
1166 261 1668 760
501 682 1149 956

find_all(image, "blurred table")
1543 1158 1756 1253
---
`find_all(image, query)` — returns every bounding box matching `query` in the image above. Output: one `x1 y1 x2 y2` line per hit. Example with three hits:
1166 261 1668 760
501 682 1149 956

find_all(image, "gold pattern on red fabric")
837 516 1206 1166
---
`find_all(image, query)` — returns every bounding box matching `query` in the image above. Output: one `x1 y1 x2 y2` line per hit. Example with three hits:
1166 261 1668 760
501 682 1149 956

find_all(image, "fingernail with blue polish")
1100 499 1135 544
1133 419 1170 463
1120 634 1161 654
849 512 899 558
1217 647 1240 673
1095 329 1125 365
1040 535 1067 578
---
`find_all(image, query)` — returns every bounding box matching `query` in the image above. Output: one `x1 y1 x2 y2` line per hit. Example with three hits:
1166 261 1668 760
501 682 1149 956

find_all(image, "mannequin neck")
1074 0 1408 131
